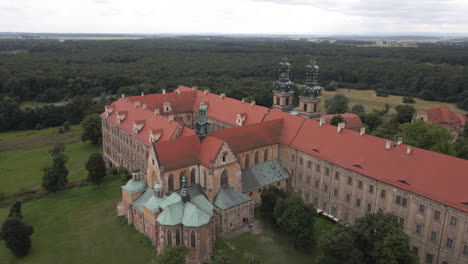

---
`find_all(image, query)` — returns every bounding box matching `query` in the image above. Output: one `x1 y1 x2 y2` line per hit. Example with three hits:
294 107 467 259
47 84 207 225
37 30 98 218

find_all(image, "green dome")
122 179 146 194
154 184 163 190
145 196 163 213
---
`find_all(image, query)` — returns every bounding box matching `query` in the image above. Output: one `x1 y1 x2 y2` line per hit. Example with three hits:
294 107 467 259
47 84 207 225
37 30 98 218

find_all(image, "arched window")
276 97 280 105
167 230 172 246
168 174 174 192
190 168 196 185
254 152 259 164
179 171 185 189
303 103 307 112
191 231 196 248
245 154 250 168
221 170 228 186
285 97 289 105
176 229 181 245
264 149 268 162
313 103 317 112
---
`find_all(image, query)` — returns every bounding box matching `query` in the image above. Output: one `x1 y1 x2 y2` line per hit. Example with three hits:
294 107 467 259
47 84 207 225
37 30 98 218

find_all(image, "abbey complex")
100 58 468 264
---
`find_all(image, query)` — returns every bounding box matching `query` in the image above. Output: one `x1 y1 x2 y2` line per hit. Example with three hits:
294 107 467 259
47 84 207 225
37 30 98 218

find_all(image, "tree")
317 213 418 264
0 218 34 257
118 167 132 181
275 193 316 251
86 153 107 184
359 113 383 132
325 80 338 91
454 137 468 160
0 96 21 131
154 245 188 264
42 144 69 193
463 122 468 138
8 201 23 219
399 120 455 155
330 115 345 126
81 114 102 145
325 94 349 114
260 186 286 223
351 104 365 114
402 96 415 103
63 121 71 132
395 105 416 124
372 121 401 140
243 253 260 264
212 250 232 264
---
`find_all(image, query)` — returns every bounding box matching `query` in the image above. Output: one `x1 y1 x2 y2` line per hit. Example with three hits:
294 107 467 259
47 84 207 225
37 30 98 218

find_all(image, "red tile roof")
454 113 467 127
211 119 283 154
100 98 181 146
290 119 468 212
263 109 305 145
127 89 197 113
154 135 223 170
321 113 363 129
425 106 461 124
155 135 201 171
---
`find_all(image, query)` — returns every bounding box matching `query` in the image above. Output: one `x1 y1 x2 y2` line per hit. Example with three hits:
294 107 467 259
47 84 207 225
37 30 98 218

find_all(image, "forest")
1 37 468 132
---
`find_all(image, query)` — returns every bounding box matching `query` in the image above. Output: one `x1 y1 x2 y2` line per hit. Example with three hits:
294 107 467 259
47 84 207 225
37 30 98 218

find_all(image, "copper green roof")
242 158 290 192
182 202 212 227
214 185 251 210
145 195 163 213
122 179 147 194
154 184 163 190
132 188 153 213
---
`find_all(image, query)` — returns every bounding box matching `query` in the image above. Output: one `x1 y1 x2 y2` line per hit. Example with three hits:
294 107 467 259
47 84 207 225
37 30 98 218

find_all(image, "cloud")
0 0 467 34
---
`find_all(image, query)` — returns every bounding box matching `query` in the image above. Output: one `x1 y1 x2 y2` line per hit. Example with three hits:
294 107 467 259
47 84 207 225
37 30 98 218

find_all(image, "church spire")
272 57 295 112
298 59 322 119
195 102 210 141
181 175 190 203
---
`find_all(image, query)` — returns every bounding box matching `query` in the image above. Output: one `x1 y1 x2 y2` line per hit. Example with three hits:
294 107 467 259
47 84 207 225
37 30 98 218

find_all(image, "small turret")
299 59 323 119
272 56 295 112
195 102 211 141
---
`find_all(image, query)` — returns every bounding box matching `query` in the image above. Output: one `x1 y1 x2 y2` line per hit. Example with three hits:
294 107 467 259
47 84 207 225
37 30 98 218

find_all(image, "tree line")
0 38 467 113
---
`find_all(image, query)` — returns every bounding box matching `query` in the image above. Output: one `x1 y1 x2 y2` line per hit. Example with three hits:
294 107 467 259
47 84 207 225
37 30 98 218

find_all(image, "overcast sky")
1 0 467 35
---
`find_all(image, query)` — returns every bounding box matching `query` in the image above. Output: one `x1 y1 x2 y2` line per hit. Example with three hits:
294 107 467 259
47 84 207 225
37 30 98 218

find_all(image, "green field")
0 180 155 264
216 216 335 263
0 125 101 195
322 88 467 115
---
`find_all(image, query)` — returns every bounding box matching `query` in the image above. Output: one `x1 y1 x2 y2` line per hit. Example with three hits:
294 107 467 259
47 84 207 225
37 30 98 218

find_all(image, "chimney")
125 97 128 102
141 92 144 97
220 93 225 99
162 89 166 95
250 100 256 107
319 117 325 127
142 104 147 109
397 137 403 145
406 146 412 155
192 86 198 90
385 140 392 150
154 108 160 115
360 127 366 136
337 122 345 133
121 94 125 99
131 168 140 180
134 101 140 108
204 89 209 95
241 98 245 104
176 89 181 95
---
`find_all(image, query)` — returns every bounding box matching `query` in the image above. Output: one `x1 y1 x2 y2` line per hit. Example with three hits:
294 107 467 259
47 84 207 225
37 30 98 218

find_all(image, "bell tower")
195 102 210 141
299 59 322 118
272 57 295 112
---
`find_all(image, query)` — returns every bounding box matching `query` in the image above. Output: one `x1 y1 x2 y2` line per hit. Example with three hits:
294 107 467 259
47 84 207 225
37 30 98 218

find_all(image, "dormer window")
149 129 163 143
163 102 172 112
116 111 127 124
133 120 145 134
236 113 247 126
105 105 114 116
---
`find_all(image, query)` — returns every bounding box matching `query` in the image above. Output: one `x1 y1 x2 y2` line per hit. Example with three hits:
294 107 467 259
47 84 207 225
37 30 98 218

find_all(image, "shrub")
402 96 415 103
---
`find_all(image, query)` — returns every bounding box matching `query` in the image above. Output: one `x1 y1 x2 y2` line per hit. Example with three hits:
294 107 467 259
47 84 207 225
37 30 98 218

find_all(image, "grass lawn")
322 88 467 115
216 215 335 263
0 180 155 264
0 141 101 195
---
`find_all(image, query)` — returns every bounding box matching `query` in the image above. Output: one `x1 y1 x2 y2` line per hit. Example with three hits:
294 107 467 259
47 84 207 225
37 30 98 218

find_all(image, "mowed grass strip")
0 125 82 153
0 141 101 195
0 180 155 264
321 88 467 115
216 216 335 264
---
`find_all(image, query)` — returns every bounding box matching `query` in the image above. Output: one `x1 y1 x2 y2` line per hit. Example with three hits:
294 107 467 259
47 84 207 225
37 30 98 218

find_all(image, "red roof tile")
454 113 467 126
155 135 201 171
127 89 197 113
100 98 181 146
290 119 468 212
263 109 305 145
212 119 283 154
322 113 363 129
200 136 224 167
425 106 461 124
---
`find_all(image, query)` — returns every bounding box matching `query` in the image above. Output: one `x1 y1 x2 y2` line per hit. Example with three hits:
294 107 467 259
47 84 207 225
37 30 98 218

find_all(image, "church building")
102 58 468 264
